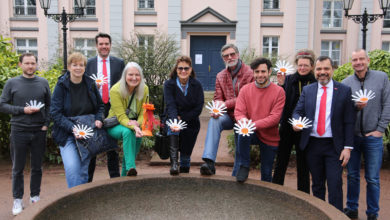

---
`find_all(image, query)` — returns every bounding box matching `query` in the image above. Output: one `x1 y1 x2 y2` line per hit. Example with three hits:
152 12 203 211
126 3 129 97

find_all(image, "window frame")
383 13 390 28
322 0 343 29
138 35 155 50
74 0 96 16
15 38 38 57
382 41 390 52
320 40 341 66
263 0 280 10
262 36 279 59
13 0 36 16
138 0 155 10
74 38 96 58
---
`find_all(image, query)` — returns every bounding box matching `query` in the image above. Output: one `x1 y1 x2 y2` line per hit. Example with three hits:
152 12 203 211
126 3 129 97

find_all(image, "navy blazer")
85 56 125 87
293 80 355 154
163 77 204 128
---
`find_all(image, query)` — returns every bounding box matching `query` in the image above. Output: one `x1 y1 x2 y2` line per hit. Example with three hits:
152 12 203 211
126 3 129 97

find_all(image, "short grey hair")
118 62 146 100
220 44 239 57
353 48 369 58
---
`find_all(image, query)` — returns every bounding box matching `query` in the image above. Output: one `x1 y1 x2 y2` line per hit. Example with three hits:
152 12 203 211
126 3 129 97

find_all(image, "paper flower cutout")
166 119 187 130
351 89 375 103
205 101 227 116
89 74 108 86
73 124 94 139
274 60 295 75
234 119 256 137
26 100 45 109
288 117 312 130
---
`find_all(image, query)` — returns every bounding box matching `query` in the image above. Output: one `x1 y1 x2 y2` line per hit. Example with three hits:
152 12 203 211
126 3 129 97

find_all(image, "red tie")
102 59 109 104
317 86 327 136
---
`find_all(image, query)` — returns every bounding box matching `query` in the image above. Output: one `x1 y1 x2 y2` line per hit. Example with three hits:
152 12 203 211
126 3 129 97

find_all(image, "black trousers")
306 137 343 211
88 102 120 182
272 124 310 193
10 129 46 199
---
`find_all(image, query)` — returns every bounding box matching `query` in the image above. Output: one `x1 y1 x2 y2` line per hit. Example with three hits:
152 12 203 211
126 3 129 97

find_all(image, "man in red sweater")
234 57 285 183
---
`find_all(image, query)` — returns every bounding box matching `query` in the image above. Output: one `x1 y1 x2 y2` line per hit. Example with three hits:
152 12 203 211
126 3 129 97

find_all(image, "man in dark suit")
85 33 125 182
293 56 355 211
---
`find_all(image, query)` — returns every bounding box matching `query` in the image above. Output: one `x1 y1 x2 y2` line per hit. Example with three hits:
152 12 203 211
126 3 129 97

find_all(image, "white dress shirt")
311 80 333 138
97 55 112 97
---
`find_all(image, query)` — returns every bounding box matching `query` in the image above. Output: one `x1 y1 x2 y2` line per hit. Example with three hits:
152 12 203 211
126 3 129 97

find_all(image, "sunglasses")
222 52 237 59
177 67 191 71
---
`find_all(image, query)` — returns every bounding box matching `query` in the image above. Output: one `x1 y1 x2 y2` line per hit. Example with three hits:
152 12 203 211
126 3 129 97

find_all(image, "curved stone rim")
16 174 349 220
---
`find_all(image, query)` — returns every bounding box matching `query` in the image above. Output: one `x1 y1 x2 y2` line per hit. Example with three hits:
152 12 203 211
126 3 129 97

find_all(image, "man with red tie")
85 33 125 182
292 56 355 211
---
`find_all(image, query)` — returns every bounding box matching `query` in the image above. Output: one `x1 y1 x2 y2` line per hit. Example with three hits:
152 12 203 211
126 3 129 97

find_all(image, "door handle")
209 65 211 72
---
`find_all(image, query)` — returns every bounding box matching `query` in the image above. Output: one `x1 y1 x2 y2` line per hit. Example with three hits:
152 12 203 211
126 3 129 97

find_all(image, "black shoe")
236 166 249 183
200 159 215 175
343 208 358 219
170 163 179 175
367 214 377 220
179 166 190 173
127 168 137 176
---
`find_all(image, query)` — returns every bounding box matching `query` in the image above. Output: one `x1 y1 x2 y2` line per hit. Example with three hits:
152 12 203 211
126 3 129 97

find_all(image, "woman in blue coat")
164 56 204 175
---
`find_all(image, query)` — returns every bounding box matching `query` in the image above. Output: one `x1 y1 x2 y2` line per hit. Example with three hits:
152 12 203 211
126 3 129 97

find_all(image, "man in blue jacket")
85 33 125 182
293 56 355 211
342 49 390 220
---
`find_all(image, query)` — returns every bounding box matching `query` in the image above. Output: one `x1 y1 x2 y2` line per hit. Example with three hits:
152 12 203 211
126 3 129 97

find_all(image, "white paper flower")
234 119 256 137
89 74 108 86
166 119 187 130
274 60 295 75
73 124 94 139
351 89 375 103
26 100 45 109
205 101 227 116
288 117 312 130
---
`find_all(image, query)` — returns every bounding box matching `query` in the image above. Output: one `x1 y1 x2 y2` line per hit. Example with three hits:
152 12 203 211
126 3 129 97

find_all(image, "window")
74 39 96 58
138 0 154 9
14 0 36 16
383 13 390 28
138 35 154 49
321 40 341 66
382 41 390 52
263 0 279 10
74 0 95 16
262 36 279 58
322 0 343 28
15 39 38 56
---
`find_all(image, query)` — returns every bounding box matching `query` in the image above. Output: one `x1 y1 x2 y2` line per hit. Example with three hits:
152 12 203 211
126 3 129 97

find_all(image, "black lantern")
343 0 390 49
39 0 86 72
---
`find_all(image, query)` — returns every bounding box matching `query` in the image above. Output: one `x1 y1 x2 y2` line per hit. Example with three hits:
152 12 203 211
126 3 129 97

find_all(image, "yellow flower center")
213 109 219 113
280 68 287 73
360 97 368 102
79 131 86 136
297 124 303 128
173 126 179 129
241 128 249 134
96 79 102 83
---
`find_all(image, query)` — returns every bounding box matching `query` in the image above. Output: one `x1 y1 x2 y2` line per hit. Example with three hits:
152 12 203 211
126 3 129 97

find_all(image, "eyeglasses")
177 67 190 71
222 52 237 59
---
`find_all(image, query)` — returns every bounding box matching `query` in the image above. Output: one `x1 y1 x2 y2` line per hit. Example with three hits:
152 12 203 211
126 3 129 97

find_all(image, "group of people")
1 33 389 220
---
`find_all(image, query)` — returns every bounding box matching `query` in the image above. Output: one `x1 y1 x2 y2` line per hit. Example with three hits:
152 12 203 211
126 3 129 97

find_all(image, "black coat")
163 77 204 155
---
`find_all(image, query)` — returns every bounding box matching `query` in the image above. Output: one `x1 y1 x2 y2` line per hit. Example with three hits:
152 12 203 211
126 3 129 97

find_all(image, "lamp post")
343 0 390 50
38 0 86 72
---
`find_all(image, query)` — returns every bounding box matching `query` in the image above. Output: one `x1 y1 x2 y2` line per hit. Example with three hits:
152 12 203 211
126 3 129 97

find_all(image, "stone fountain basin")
16 174 348 220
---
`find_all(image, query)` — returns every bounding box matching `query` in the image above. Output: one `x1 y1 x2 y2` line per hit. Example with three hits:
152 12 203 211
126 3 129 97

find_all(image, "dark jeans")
88 149 120 182
273 125 310 193
10 129 46 199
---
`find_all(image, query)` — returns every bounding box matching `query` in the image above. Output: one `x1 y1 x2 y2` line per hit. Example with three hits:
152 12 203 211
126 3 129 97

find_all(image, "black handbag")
70 115 118 159
152 92 170 160
103 92 135 128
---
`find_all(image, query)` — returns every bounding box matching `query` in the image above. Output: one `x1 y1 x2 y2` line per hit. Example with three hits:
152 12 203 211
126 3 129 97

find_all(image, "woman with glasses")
272 49 317 193
164 56 204 175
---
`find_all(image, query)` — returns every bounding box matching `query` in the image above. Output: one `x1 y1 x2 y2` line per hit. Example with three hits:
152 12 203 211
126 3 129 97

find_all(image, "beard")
316 74 330 85
226 59 238 68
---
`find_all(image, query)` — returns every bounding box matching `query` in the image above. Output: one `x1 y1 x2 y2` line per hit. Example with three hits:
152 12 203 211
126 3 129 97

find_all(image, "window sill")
261 11 283 16
10 17 38 21
320 29 347 34
74 17 98 22
135 11 157 15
